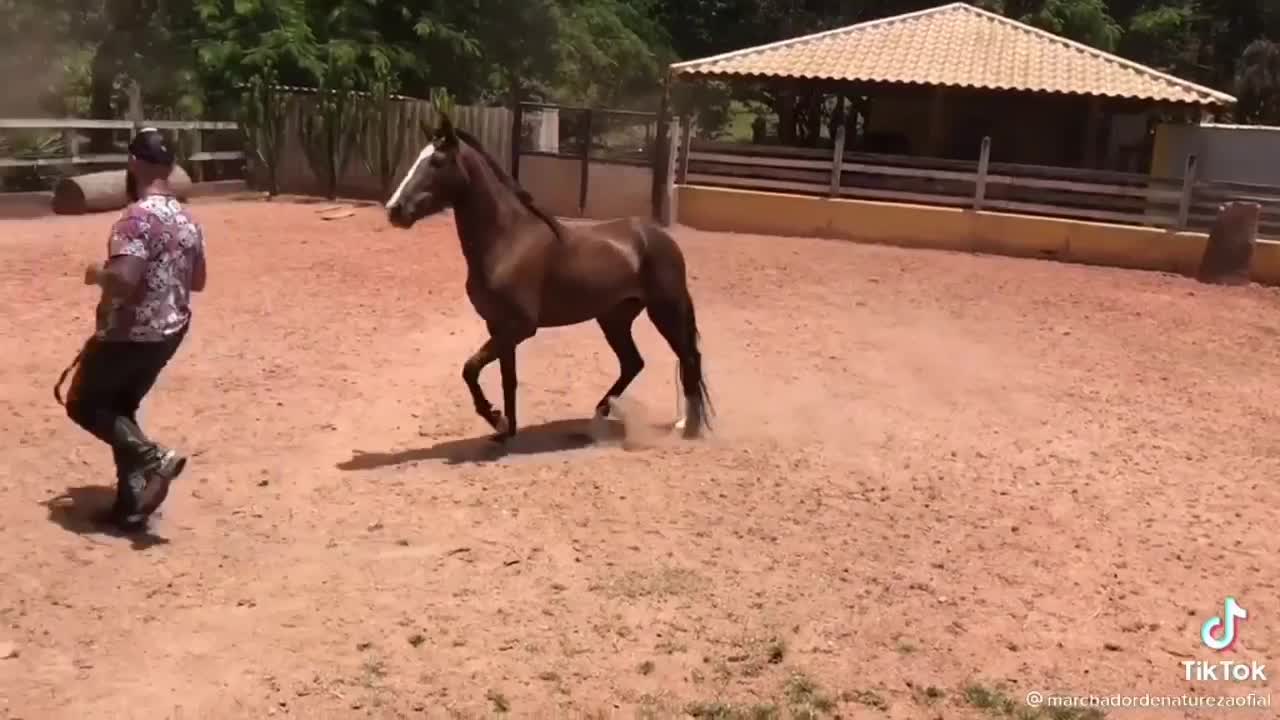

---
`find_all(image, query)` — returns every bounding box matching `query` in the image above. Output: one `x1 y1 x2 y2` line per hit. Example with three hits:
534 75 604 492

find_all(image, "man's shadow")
337 417 621 470
41 486 169 550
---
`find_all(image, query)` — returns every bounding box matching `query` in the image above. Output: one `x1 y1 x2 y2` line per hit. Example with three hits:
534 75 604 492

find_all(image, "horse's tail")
640 221 712 437
680 290 713 433
53 337 91 407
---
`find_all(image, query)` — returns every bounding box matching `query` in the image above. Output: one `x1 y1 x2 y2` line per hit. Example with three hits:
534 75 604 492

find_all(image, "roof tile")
670 2 1234 106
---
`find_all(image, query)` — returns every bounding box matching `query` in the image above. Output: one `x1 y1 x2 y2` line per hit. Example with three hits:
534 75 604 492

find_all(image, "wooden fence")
268 87 512 199
0 117 244 191
1 90 513 201
679 131 1280 239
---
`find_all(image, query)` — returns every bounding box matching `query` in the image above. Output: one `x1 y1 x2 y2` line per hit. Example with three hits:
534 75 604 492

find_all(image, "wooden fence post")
651 74 672 223
127 81 143 129
62 129 79 165
829 123 846 197
1198 201 1259 284
510 101 523 181
1177 153 1198 229
661 118 680 226
578 108 593 216
677 116 693 184
189 128 204 182
974 136 991 210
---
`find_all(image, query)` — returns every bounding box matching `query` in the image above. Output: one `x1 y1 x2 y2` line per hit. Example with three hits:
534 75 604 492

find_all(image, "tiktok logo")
1185 597 1267 683
1202 596 1248 652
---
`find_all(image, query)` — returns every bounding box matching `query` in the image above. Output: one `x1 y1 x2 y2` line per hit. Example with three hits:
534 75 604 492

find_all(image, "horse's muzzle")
387 203 414 229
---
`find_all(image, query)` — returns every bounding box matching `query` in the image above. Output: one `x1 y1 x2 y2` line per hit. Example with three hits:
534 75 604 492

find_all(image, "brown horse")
384 112 711 443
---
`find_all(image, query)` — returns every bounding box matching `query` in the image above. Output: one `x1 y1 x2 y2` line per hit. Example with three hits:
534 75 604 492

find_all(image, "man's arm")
86 214 148 297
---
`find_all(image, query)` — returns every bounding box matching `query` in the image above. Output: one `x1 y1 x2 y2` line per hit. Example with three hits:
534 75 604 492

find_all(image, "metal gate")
511 102 658 220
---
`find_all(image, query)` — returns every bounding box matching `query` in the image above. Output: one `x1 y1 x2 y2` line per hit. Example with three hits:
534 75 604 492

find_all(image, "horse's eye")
429 153 446 168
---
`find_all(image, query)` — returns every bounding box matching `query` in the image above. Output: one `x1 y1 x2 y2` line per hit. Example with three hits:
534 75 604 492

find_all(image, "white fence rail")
0 118 245 172
0 95 511 200
681 135 1280 239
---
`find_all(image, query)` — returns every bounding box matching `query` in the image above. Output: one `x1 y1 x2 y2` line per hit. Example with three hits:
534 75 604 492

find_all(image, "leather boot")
108 417 169 524
135 449 187 518
110 416 162 472
104 472 148 529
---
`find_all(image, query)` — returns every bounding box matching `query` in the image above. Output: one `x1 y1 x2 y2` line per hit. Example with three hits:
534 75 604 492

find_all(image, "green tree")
469 0 562 104
1237 38 1280 123
1120 4 1195 75
1014 0 1123 51
7 0 1280 136
194 0 324 113
554 0 672 108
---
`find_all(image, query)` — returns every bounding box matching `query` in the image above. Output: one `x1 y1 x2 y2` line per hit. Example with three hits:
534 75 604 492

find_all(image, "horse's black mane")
454 127 567 241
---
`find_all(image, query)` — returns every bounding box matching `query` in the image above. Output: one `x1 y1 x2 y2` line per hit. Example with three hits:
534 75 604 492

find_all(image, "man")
64 127 206 530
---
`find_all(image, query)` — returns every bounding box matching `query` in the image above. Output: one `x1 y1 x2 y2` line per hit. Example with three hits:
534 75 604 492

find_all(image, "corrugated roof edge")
669 1 1236 106
676 70 1219 102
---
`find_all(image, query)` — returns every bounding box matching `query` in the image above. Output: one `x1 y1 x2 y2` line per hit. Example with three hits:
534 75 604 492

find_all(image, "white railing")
0 118 244 170
678 131 1280 238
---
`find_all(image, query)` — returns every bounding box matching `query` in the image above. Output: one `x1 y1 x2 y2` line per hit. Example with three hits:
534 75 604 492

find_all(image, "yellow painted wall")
676 184 1280 285
1253 239 1280 283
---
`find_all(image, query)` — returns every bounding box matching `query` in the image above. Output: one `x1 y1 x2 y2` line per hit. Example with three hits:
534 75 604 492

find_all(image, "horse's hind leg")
462 338 506 433
595 299 646 417
646 299 707 438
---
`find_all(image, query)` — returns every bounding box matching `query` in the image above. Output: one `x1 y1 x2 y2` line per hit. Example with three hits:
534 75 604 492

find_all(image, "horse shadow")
40 486 169 550
337 417 624 469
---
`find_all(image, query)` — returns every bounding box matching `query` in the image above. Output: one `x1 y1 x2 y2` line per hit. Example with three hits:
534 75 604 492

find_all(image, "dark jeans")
64 326 187 505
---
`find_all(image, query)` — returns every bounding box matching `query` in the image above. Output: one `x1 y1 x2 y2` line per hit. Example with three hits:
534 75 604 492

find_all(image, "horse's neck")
453 151 532 270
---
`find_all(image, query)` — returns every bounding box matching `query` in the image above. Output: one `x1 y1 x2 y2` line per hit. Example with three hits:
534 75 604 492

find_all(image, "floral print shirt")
95 193 204 342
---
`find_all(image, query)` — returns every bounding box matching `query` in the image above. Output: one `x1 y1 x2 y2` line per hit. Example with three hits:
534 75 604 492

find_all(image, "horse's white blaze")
386 143 435 209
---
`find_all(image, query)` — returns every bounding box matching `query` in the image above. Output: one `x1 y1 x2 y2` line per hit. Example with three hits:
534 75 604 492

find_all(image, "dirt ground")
1 197 1278 720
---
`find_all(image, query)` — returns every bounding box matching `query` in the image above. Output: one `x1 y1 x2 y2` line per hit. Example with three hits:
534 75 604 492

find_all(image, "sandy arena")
1 197 1278 719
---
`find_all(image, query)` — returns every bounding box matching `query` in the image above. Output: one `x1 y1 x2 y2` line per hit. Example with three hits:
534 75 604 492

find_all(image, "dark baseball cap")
128 127 175 166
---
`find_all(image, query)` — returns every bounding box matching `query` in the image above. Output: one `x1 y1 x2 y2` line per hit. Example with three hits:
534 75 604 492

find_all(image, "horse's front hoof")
595 398 624 423
485 410 510 434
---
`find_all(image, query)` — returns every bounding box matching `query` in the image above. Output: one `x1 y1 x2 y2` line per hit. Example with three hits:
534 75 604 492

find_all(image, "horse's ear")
438 112 457 146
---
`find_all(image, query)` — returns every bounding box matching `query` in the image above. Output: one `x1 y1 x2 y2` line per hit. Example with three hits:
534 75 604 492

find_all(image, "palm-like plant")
420 88 457 139
0 131 69 191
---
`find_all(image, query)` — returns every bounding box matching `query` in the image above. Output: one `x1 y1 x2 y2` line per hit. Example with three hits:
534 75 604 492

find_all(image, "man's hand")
84 262 102 286
88 256 146 298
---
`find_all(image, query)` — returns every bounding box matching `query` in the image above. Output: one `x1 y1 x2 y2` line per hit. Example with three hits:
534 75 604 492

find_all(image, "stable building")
667 2 1235 172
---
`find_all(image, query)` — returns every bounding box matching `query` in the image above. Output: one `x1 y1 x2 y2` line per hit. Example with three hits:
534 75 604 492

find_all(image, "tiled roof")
670 2 1235 106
